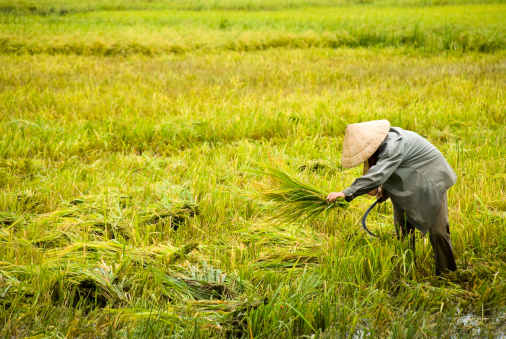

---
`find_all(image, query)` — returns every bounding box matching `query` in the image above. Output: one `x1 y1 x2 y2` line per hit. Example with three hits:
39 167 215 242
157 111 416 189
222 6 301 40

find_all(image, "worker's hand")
376 187 389 203
327 192 346 203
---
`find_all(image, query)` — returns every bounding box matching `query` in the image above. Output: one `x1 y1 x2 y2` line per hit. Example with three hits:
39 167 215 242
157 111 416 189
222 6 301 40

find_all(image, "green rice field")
0 0 505 337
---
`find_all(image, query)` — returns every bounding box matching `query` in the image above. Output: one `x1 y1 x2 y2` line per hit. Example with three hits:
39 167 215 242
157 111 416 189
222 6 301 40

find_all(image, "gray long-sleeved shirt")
342 127 457 234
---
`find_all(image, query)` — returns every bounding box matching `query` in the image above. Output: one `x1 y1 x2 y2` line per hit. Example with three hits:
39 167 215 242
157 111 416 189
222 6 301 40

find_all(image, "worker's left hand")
375 187 389 203
327 192 345 203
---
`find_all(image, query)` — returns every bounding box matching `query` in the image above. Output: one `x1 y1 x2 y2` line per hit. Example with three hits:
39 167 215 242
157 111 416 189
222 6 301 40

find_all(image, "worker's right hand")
327 192 346 203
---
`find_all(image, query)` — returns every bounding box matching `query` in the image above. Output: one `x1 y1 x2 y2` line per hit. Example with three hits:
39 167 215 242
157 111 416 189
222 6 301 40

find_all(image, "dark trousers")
393 192 457 275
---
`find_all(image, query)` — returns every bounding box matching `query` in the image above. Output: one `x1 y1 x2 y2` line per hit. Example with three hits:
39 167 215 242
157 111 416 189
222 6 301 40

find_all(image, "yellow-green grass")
0 1 505 337
1 4 505 55
0 0 503 14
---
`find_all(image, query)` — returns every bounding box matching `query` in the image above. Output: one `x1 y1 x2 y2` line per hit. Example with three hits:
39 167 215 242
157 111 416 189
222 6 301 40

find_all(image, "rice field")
0 0 505 337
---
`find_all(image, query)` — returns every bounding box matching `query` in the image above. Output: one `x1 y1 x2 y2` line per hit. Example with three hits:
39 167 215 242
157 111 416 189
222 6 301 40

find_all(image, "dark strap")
361 199 379 237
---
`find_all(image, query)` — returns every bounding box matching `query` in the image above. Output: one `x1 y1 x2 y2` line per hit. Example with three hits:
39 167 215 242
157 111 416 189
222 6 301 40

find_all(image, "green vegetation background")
0 0 505 337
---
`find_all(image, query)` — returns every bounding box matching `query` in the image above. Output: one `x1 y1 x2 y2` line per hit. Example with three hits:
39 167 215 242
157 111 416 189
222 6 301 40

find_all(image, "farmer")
327 120 458 275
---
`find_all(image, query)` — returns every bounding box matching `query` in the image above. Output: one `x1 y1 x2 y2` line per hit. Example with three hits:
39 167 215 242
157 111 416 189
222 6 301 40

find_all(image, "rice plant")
250 162 348 224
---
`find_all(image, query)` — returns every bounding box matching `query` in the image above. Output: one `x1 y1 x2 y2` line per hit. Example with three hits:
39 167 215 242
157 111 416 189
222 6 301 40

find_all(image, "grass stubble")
0 0 505 337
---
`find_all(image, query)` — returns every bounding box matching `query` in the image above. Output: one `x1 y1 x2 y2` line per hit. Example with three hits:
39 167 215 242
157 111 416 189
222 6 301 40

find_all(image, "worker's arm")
327 141 403 203
342 148 402 201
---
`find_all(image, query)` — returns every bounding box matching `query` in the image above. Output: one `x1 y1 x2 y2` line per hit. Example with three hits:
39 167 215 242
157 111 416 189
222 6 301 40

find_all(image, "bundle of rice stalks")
51 264 128 308
40 194 132 240
254 253 320 269
236 221 325 251
45 240 199 267
189 299 263 334
157 264 247 302
0 212 15 225
106 307 182 328
139 202 199 230
251 162 348 224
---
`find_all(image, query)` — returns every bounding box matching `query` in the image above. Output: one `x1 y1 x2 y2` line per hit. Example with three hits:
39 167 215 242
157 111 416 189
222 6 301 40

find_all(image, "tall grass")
0 1 505 337
0 5 505 55
0 0 503 15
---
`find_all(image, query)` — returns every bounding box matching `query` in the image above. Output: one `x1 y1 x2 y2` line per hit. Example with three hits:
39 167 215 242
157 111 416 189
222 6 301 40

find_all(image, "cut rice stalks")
250 162 348 224
255 253 320 269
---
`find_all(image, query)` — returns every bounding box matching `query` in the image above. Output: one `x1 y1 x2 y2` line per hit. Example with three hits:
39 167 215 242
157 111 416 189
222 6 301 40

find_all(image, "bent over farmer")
327 120 458 275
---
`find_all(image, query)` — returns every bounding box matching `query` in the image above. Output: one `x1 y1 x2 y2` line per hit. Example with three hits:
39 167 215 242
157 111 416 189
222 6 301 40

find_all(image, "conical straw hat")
341 120 390 168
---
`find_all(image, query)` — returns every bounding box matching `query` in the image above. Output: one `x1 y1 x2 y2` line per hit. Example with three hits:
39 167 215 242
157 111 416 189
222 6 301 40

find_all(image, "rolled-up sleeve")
342 150 403 201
